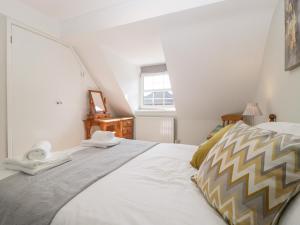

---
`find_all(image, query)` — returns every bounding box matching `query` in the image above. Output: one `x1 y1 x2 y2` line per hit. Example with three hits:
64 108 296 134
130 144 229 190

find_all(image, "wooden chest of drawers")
120 118 134 139
83 117 134 139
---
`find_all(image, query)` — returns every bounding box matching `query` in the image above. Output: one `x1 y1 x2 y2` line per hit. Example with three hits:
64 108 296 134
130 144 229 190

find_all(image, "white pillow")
256 122 300 136
279 194 300 225
256 122 300 225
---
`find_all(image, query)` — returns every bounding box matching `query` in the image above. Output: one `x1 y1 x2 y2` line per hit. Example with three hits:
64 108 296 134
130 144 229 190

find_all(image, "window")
141 72 174 109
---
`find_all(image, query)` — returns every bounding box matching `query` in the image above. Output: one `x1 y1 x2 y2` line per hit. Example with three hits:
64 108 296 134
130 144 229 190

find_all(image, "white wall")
255 0 300 123
175 119 219 145
0 0 60 37
160 2 275 145
0 14 7 159
72 40 139 116
102 48 140 112
5 23 99 158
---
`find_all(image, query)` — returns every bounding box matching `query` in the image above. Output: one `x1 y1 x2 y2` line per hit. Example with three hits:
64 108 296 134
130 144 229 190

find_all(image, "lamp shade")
243 103 263 116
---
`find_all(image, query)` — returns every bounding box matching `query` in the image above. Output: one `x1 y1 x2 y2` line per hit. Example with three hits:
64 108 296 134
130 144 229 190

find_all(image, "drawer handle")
123 121 132 126
123 128 132 134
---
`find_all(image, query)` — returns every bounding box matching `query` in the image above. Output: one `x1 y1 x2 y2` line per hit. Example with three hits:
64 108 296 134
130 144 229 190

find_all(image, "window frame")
139 72 175 109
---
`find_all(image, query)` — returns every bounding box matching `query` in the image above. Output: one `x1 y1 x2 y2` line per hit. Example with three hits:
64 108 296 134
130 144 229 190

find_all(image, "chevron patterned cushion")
193 121 300 225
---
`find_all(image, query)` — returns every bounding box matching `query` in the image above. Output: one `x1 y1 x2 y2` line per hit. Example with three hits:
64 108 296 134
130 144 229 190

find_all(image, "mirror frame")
88 90 107 115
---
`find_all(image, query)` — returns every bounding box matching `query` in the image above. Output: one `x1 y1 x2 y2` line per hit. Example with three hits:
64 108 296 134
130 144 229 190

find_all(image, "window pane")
142 72 174 107
144 91 154 99
165 99 174 105
144 99 153 105
165 91 173 98
154 91 164 98
143 74 171 90
163 75 171 89
154 98 163 105
144 76 154 90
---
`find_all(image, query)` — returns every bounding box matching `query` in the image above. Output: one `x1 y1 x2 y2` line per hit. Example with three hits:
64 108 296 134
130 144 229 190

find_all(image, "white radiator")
135 117 175 143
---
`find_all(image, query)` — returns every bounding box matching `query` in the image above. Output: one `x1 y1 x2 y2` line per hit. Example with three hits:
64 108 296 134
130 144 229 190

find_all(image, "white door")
8 25 84 158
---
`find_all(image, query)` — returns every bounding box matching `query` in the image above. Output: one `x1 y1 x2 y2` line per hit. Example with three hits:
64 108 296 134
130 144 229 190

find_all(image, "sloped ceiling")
161 0 278 120
17 0 131 20
61 0 225 34
0 0 60 36
63 0 278 120
93 22 165 65
73 41 137 116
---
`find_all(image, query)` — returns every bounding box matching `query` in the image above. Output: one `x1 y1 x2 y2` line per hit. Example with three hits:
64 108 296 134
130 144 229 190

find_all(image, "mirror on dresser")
89 90 107 116
84 90 134 140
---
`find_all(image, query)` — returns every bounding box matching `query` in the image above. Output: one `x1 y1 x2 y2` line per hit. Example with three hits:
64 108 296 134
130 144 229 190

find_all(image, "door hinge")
10 35 12 44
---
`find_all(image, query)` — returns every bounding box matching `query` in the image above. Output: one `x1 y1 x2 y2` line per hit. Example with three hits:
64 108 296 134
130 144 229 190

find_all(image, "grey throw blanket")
0 139 157 225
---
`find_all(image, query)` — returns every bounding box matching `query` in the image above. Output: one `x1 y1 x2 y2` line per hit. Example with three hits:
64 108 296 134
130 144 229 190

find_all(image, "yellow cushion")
190 124 233 169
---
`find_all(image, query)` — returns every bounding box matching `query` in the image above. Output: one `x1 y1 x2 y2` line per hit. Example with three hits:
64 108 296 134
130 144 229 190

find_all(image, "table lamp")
243 103 263 126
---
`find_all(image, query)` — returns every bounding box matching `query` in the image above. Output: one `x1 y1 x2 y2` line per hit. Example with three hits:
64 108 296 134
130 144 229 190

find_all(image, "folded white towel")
3 159 43 169
25 141 52 160
81 138 122 148
3 153 72 175
91 131 115 141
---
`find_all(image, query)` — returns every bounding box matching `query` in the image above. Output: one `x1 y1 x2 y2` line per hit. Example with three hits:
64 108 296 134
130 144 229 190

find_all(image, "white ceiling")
66 0 278 120
66 18 166 66
17 0 132 20
17 0 225 31
61 0 225 34
66 0 277 66
94 22 165 66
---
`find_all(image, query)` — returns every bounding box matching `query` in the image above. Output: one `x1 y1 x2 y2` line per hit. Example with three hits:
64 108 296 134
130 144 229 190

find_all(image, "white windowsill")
135 108 176 117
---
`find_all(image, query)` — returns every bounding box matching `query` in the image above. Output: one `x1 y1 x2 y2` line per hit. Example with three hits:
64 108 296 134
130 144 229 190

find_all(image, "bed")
1 122 300 225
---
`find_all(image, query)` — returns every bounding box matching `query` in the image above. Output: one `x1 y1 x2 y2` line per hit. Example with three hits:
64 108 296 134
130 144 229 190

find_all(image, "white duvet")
0 143 299 225
52 143 225 225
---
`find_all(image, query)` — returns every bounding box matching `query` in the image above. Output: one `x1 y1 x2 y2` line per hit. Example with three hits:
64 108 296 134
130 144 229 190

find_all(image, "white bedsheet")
0 143 296 225
51 143 225 225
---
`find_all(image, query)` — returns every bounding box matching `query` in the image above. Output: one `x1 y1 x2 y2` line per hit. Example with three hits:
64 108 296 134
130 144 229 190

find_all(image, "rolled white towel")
91 131 115 142
25 141 52 160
